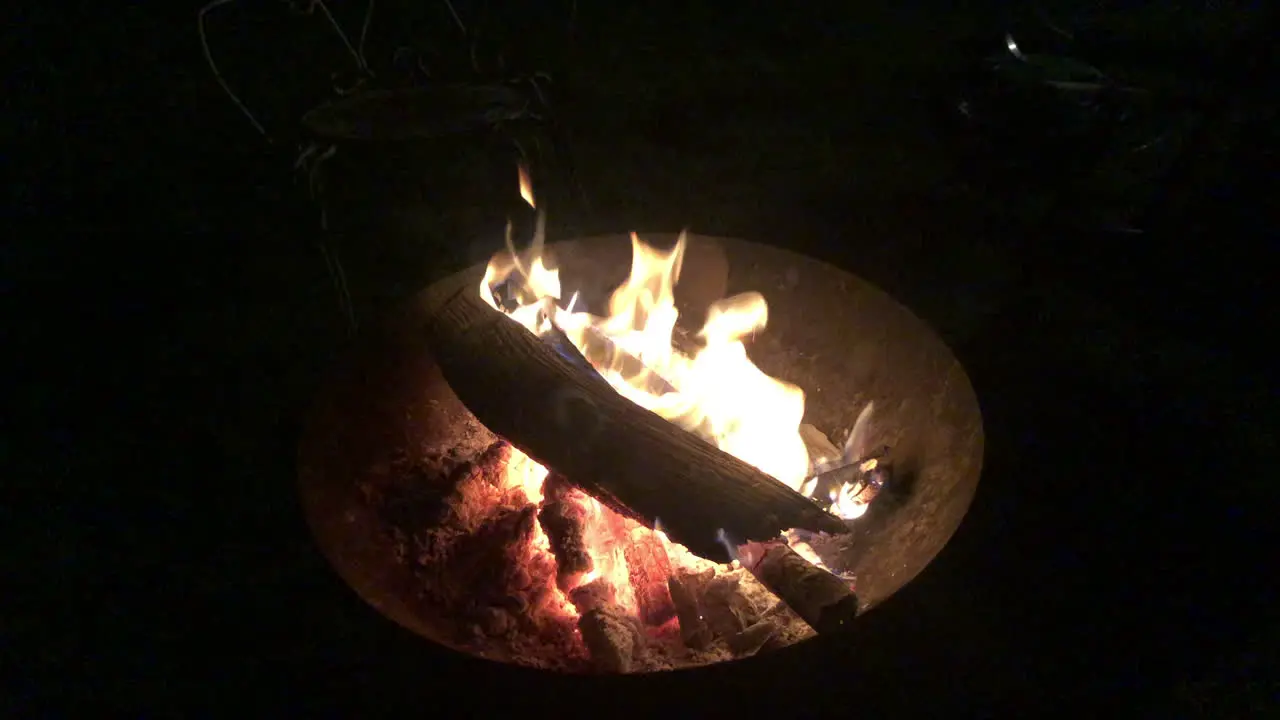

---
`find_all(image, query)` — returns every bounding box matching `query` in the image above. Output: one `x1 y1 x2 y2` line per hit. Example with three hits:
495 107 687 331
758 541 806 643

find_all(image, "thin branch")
319 233 358 335
357 0 375 73
303 143 357 335
442 0 467 35
198 0 270 141
1033 3 1075 41
313 0 366 73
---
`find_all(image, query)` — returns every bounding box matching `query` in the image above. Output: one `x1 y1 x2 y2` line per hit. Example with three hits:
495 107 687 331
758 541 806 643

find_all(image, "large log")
423 286 848 562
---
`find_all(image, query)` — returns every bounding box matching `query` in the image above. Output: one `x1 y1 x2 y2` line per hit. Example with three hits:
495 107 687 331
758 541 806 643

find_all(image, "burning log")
739 541 860 635
423 286 849 563
573 324 703 397
621 527 676 626
538 473 594 590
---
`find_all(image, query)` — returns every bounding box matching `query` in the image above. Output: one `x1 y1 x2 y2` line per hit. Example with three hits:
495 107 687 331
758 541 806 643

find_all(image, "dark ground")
9 0 1278 714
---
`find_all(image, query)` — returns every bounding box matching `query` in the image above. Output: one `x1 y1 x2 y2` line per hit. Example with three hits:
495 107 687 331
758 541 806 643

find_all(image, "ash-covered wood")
621 528 677 626
728 619 779 656
667 569 714 649
538 473 594 590
423 286 849 562
742 541 860 634
701 574 761 638
578 606 644 673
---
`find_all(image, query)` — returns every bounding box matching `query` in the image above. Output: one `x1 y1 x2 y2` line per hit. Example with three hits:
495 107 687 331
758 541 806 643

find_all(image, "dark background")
10 0 1277 714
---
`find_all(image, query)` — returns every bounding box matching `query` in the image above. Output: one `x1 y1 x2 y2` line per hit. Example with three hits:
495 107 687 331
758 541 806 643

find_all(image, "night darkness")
10 0 1278 714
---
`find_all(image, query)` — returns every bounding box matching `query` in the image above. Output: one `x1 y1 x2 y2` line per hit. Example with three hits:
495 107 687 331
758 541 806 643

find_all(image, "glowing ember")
500 445 727 625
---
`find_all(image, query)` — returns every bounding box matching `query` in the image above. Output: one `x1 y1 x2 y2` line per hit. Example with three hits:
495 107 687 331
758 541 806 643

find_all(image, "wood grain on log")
423 286 848 562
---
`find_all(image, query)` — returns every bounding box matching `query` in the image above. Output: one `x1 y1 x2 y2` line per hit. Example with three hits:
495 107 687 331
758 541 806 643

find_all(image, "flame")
484 169 874 568
481 227 817 494
518 162 536 209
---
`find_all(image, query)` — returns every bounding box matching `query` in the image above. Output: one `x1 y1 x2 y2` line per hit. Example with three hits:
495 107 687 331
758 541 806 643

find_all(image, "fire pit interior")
299 230 983 674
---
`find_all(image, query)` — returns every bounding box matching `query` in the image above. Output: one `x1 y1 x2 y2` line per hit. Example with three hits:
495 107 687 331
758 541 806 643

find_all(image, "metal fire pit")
298 232 983 668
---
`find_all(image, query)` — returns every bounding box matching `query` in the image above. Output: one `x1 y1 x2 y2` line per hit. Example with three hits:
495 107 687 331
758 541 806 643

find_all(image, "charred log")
741 541 860 634
423 286 848 562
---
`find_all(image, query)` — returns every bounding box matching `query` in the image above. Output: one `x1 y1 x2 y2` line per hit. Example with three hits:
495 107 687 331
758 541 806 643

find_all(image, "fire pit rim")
300 231 984 674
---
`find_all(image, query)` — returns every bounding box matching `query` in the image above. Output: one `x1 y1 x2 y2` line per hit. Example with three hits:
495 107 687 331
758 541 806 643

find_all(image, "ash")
362 437 817 673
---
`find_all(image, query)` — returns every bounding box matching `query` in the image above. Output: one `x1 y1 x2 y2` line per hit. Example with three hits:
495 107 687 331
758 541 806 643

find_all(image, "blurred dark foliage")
944 1 1276 237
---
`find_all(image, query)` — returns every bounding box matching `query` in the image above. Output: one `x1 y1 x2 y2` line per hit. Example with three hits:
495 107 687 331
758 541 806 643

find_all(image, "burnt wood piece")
727 619 779 656
740 541 860 634
538 473 594 591
620 527 676 626
423 287 848 562
578 605 643 673
568 577 617 614
667 570 713 649
701 574 759 638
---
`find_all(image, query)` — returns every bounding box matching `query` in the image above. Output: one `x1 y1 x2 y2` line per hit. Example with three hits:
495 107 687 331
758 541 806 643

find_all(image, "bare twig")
198 0 271 141
319 233 358 336
357 0 375 73
312 0 366 73
298 143 357 335
331 73 367 96
442 0 467 35
1033 3 1075 41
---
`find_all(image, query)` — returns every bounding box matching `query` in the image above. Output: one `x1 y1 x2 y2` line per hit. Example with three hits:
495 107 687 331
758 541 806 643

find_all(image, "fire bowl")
299 232 983 673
